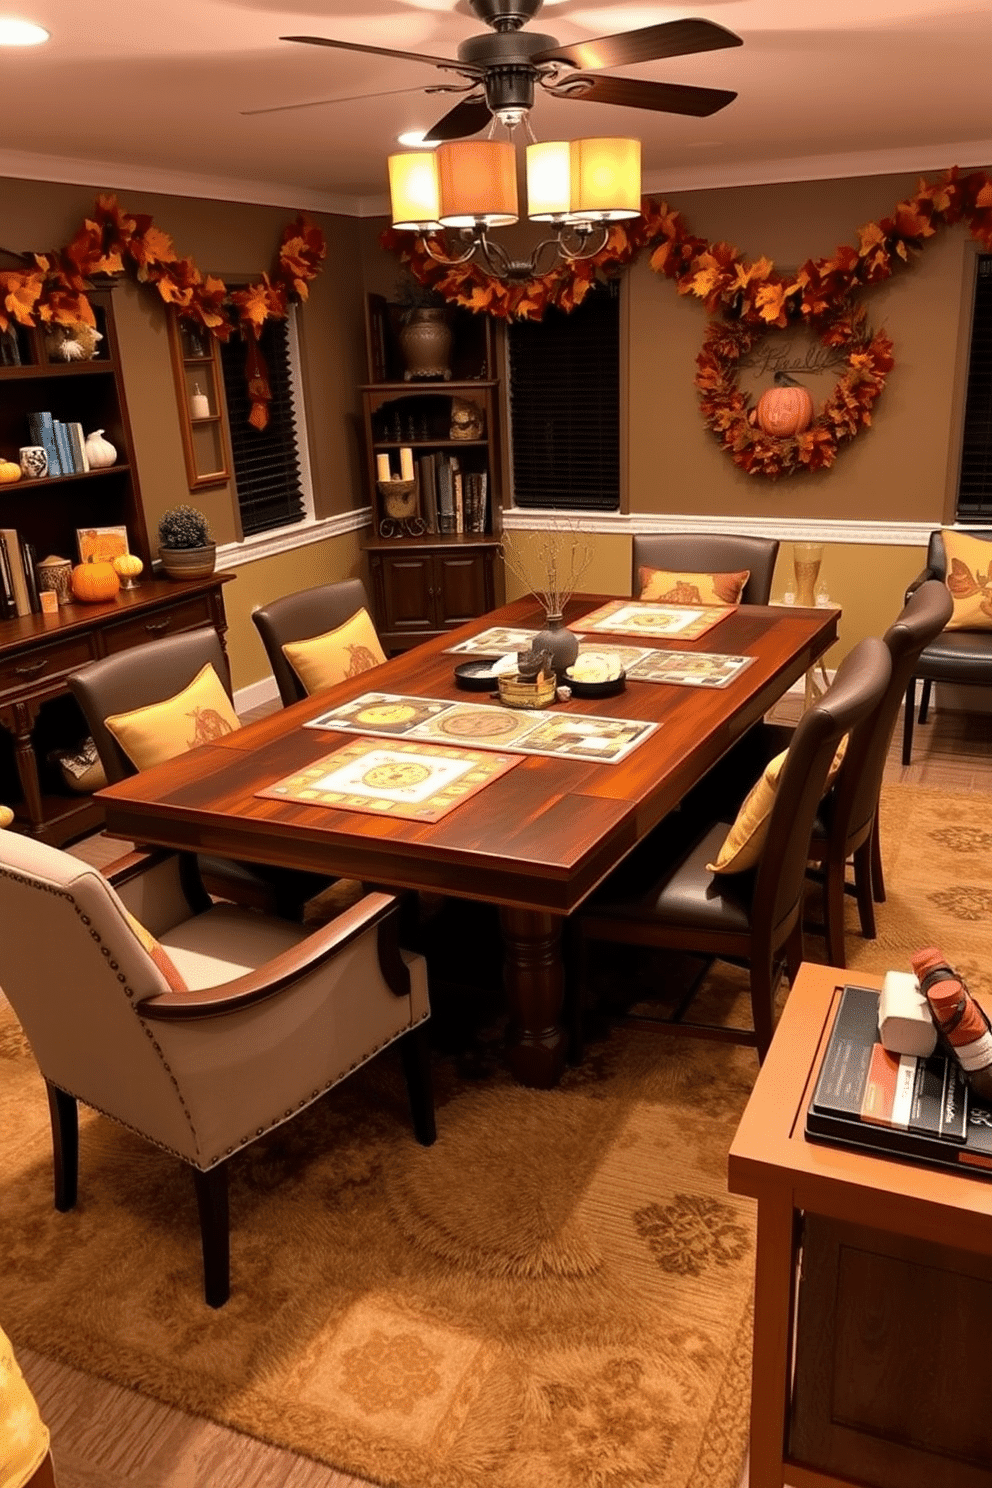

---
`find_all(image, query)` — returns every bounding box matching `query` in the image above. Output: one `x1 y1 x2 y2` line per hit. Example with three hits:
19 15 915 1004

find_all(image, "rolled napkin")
877 970 937 1057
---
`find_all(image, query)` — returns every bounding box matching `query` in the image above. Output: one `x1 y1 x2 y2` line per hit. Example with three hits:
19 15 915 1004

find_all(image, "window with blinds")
219 312 306 537
957 254 992 523
507 279 620 511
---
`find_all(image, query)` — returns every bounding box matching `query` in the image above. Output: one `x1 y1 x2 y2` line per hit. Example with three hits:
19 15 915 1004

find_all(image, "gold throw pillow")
940 529 992 631
707 734 848 875
124 909 188 993
104 662 240 770
282 608 386 695
0 1324 50 1488
638 566 749 606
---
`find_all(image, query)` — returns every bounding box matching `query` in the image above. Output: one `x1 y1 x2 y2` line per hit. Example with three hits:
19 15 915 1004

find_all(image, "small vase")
158 543 217 580
532 612 579 679
84 429 117 469
399 308 452 381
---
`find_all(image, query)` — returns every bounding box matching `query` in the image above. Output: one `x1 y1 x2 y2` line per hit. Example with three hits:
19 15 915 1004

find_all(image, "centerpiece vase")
399 309 452 381
532 611 579 679
793 542 823 608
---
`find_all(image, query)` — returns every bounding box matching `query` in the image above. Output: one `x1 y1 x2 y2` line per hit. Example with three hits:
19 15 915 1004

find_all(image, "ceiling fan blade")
550 73 737 118
280 35 476 73
531 18 742 72
423 95 492 142
242 85 430 118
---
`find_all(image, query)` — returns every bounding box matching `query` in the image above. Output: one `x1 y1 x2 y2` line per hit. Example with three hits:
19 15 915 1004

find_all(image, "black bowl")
454 657 503 692
565 669 627 699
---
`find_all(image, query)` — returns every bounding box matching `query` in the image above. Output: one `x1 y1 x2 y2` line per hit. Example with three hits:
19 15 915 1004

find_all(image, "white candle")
399 446 414 481
376 452 391 481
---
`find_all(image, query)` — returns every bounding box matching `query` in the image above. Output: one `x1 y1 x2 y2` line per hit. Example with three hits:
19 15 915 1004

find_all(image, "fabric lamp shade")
567 137 641 221
437 141 518 227
525 141 573 221
388 152 442 229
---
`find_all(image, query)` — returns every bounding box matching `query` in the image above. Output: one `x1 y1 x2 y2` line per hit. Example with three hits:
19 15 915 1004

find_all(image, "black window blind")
958 254 992 523
220 315 305 537
508 280 620 511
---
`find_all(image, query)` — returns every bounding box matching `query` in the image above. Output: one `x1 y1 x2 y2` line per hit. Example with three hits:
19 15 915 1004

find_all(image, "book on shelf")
805 983 992 1179
53 420 76 475
453 467 464 534
416 453 438 534
436 457 455 534
28 411 62 477
67 421 89 472
21 540 40 613
0 528 32 617
476 471 488 533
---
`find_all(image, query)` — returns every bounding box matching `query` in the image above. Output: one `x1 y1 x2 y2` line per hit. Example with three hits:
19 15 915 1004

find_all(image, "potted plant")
394 273 452 381
157 503 216 579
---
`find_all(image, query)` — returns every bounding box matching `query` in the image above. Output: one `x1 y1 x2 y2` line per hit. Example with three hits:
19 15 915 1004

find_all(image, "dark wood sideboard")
0 572 233 845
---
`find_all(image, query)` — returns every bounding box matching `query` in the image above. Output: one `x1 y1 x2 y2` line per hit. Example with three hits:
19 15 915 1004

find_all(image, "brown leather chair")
68 629 328 918
631 533 780 605
252 577 375 707
903 528 992 763
574 637 891 1060
803 580 953 965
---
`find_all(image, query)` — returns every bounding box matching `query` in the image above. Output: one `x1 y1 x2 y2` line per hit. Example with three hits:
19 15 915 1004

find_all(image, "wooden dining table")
97 592 839 1088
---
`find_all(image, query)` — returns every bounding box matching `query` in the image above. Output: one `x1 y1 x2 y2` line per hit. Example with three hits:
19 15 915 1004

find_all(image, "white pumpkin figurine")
84 429 116 469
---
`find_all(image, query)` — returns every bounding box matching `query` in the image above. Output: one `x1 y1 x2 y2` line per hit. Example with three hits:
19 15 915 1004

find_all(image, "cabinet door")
376 552 437 639
434 550 493 629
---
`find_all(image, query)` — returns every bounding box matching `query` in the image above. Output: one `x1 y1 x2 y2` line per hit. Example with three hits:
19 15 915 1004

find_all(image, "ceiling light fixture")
387 127 641 284
0 15 49 44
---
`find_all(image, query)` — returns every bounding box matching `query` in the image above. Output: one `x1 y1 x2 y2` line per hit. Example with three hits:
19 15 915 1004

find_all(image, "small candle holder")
376 478 426 538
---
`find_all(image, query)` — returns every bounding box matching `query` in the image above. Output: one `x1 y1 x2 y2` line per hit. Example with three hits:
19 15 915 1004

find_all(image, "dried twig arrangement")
501 522 594 617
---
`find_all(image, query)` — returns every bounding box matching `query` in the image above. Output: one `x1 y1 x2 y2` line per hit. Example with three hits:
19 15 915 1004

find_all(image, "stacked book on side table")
807 984 992 1179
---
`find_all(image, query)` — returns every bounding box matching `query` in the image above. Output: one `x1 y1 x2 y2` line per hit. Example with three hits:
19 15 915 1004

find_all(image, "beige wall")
5 165 985 691
1 177 370 690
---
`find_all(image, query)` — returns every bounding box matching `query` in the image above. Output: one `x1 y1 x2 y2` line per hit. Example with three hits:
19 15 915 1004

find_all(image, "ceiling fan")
279 0 743 139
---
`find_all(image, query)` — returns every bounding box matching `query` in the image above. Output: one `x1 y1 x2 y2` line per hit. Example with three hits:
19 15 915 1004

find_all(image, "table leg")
748 1190 799 1488
499 907 567 1089
0 699 44 827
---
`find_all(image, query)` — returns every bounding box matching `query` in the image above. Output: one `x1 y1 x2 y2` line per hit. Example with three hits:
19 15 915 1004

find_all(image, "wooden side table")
729 962 992 1488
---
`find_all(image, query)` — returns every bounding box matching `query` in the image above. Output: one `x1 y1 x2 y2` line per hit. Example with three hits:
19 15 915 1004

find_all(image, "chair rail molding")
501 509 935 547
214 506 372 570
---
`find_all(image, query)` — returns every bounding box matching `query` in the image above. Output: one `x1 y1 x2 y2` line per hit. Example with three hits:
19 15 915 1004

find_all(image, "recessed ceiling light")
0 16 49 44
397 131 435 149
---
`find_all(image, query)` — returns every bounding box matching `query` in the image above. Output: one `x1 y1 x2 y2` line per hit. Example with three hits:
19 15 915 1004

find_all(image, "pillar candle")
376 452 391 481
399 446 414 481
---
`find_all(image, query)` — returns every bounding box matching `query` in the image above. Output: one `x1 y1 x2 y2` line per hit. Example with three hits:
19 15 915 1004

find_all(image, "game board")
626 649 755 687
573 599 734 641
256 738 520 822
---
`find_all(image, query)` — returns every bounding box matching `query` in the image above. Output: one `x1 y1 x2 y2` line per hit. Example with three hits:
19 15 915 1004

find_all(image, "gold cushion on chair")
281 608 386 695
104 663 240 770
0 806 13 829
940 529 992 630
638 566 749 606
124 909 188 993
707 735 848 875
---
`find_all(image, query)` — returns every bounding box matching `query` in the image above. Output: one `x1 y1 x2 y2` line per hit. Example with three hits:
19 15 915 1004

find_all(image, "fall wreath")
0 195 326 427
385 167 992 478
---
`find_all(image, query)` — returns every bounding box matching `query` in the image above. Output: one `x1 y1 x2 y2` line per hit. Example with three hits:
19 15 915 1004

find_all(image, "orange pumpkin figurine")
70 556 120 603
755 371 814 437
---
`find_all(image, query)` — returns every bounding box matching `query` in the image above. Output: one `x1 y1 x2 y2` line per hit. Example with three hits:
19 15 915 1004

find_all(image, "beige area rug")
0 967 756 1487
2 782 984 1487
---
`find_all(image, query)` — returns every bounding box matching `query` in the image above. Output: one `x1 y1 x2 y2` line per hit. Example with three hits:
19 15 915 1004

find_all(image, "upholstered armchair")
0 829 435 1307
251 577 381 706
903 528 992 763
631 533 780 605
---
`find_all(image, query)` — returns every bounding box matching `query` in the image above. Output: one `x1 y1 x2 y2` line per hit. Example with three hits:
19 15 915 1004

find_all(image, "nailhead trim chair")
0 830 435 1307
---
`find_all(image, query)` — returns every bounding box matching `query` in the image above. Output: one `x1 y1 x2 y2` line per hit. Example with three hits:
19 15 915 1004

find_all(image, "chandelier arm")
556 221 611 261
420 231 480 268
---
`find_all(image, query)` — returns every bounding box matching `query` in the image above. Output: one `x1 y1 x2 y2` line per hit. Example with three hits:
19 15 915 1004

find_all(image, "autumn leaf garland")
385 166 992 479
0 194 327 343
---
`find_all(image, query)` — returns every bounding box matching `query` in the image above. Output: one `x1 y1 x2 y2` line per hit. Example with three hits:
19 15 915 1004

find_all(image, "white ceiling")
3 0 992 214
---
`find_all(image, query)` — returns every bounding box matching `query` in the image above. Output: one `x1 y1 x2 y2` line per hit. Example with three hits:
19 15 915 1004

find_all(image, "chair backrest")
631 533 780 605
829 580 954 851
252 577 373 706
0 828 197 1153
754 637 892 945
68 628 232 785
926 527 992 581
